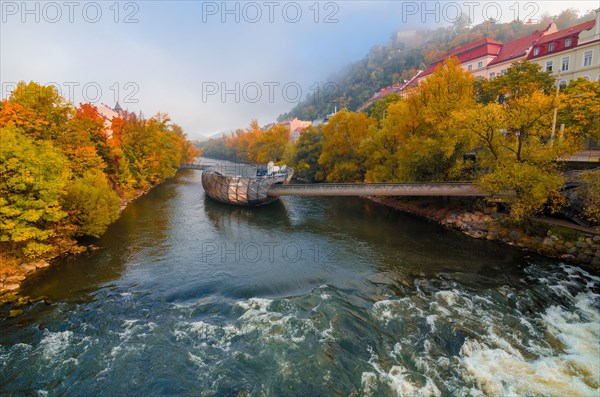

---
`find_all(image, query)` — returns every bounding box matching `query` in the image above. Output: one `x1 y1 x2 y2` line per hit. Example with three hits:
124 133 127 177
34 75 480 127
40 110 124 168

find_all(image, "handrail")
268 182 490 197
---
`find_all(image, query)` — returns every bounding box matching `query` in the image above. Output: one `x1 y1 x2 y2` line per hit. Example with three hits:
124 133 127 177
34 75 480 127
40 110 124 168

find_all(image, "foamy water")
2 263 598 396
365 265 600 396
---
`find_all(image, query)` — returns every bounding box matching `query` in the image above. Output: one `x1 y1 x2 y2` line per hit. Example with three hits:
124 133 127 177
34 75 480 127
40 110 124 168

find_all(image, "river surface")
1 165 599 396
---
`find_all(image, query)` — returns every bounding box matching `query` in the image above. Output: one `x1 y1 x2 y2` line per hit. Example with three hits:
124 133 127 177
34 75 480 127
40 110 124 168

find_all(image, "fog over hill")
277 8 597 123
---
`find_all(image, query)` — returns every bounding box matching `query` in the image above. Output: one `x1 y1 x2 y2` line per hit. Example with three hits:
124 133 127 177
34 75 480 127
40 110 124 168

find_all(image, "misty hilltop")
278 8 597 122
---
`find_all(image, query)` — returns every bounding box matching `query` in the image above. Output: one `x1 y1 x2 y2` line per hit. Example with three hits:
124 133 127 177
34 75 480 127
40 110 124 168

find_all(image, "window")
468 65 472 70
584 51 593 67
500 69 506 75
533 47 540 56
583 76 590 81
489 72 496 78
548 43 555 51
559 80 568 88
546 61 553 72
565 38 572 47
478 61 483 68
561 57 570 71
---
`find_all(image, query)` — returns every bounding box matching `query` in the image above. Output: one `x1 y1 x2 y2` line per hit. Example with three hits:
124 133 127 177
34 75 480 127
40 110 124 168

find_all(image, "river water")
1 166 599 396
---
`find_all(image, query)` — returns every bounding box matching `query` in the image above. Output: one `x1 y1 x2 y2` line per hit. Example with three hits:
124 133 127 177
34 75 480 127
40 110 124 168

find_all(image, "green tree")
63 171 121 237
291 126 325 181
480 60 555 103
365 93 402 124
200 137 231 160
478 160 564 220
0 127 71 257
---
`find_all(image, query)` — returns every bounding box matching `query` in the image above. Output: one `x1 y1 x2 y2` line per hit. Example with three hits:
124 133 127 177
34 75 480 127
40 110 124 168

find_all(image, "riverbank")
369 197 600 270
0 184 159 307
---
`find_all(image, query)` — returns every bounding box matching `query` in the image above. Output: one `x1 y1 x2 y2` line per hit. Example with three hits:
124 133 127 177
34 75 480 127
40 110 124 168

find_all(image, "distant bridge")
268 182 489 197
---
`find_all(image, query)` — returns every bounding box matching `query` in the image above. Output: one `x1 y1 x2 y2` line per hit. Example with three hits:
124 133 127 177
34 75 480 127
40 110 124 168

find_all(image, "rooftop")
535 19 595 45
487 27 552 66
422 38 503 76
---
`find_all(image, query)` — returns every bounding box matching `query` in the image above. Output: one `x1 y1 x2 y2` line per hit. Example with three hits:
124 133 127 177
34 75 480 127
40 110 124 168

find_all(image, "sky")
1 1 598 139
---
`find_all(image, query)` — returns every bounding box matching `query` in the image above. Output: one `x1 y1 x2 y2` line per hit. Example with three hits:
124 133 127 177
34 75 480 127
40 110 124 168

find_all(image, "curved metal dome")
201 165 293 206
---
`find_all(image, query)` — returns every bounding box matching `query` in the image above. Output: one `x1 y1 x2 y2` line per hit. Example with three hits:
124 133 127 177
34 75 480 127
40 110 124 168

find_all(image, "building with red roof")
357 70 423 112
416 9 599 85
527 12 599 85
418 38 503 82
486 24 557 78
96 102 126 139
358 9 600 112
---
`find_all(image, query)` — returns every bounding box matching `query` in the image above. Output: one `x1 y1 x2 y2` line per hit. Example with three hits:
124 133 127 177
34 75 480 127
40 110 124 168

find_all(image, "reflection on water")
1 164 599 396
204 195 293 234
16 177 182 302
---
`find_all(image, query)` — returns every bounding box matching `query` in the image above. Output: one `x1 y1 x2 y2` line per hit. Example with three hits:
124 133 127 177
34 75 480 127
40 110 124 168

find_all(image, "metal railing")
268 182 489 197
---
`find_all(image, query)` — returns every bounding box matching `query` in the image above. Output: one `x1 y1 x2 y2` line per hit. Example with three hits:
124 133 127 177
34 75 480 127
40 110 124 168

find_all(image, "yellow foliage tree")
248 124 290 164
364 57 476 182
458 79 571 220
319 110 376 182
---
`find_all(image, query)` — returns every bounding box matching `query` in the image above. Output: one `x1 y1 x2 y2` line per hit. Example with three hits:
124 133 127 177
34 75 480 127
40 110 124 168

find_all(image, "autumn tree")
291 126 325 182
63 171 121 237
230 130 252 162
384 58 476 182
559 78 600 144
365 93 402 124
362 98 420 182
5 81 72 141
0 127 71 257
248 124 290 163
0 101 49 136
1 81 199 261
59 104 107 176
118 114 180 187
459 63 571 220
171 123 201 163
478 160 565 220
319 110 376 182
478 59 555 103
579 169 600 227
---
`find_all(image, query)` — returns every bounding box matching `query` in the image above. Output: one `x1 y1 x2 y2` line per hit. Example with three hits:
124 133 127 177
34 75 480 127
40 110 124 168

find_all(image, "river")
1 166 599 396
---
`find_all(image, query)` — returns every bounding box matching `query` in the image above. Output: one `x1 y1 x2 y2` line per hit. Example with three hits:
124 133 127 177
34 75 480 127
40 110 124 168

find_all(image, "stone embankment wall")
371 197 600 268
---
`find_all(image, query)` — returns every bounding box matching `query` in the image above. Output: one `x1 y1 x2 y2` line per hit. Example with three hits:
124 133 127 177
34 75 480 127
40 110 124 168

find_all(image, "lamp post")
551 69 562 138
